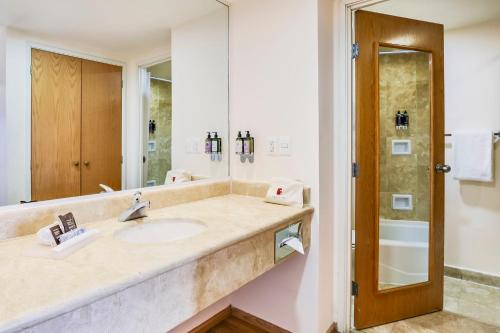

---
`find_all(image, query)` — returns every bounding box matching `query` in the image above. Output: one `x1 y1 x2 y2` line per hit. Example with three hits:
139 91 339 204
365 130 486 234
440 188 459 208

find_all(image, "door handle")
84 161 90 166
435 163 451 173
73 161 80 167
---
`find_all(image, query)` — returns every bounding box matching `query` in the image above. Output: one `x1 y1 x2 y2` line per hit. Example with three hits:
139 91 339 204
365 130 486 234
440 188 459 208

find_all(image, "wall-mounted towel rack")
445 132 500 137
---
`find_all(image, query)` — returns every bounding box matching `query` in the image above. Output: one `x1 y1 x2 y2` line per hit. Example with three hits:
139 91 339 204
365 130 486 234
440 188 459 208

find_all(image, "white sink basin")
115 218 207 244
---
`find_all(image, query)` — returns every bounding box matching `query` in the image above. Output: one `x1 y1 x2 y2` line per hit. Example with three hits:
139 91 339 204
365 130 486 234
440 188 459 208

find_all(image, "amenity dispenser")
395 110 409 131
238 130 254 163
205 132 223 162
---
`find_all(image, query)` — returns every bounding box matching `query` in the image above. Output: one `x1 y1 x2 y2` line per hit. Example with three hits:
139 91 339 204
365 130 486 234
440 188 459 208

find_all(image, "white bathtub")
378 219 429 287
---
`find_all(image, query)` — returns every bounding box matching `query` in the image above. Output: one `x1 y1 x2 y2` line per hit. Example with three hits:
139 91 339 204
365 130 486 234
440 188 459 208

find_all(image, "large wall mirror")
0 0 229 206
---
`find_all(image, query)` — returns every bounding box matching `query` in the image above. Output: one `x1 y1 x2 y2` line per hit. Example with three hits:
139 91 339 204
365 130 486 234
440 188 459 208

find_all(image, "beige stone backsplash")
0 178 311 240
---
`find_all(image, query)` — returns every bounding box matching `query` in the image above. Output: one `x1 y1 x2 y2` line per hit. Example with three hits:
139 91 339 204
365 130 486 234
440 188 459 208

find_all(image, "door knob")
84 161 90 166
435 163 451 173
73 161 80 167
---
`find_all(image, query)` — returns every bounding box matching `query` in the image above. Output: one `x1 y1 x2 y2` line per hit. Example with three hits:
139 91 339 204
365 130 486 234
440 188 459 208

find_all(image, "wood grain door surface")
81 59 122 195
354 10 445 329
31 49 82 201
31 50 122 200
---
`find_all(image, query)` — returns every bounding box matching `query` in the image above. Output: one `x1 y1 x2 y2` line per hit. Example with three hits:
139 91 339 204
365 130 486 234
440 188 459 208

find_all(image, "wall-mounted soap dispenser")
395 110 409 132
205 132 222 161
149 120 157 135
239 130 254 163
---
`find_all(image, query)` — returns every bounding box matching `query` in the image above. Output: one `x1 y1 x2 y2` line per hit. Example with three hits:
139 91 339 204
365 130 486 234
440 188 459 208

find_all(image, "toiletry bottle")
212 132 219 153
212 132 219 161
205 132 212 154
235 131 243 155
403 110 409 129
216 132 222 161
243 131 251 155
395 111 402 130
247 131 255 163
249 133 255 155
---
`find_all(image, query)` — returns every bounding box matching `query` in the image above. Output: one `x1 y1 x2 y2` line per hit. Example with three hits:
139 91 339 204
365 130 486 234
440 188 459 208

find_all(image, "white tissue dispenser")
275 221 305 263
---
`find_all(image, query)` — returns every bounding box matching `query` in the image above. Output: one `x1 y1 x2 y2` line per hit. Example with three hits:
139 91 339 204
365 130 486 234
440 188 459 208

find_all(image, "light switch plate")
185 138 202 154
266 136 278 155
278 136 291 156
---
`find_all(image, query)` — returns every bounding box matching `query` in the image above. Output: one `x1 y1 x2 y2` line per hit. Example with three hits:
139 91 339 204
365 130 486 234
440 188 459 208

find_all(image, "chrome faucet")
118 191 151 222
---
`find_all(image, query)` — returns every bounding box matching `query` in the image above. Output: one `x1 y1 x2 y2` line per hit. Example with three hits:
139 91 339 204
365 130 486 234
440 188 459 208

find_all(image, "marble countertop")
0 194 313 333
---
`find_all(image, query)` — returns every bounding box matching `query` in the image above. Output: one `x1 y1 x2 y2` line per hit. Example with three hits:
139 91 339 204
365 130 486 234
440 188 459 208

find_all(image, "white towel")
165 169 192 184
452 130 495 182
264 178 304 208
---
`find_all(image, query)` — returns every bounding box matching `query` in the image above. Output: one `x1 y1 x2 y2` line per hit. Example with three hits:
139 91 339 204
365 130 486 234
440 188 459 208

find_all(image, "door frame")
331 0 389 331
24 42 127 201
137 55 171 188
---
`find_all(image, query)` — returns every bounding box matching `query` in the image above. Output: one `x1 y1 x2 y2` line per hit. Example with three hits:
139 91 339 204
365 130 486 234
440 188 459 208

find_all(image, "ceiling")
0 0 224 57
365 0 500 30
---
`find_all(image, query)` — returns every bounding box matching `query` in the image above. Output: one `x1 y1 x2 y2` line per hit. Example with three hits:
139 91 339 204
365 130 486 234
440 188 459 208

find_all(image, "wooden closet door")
81 60 122 195
31 49 82 201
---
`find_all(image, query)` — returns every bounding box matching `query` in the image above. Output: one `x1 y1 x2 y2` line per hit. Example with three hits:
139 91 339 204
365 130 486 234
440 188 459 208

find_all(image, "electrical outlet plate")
185 138 202 154
278 136 291 156
266 136 278 155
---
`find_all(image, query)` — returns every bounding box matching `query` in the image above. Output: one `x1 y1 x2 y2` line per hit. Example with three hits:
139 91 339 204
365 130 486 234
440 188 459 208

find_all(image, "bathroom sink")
114 218 207 244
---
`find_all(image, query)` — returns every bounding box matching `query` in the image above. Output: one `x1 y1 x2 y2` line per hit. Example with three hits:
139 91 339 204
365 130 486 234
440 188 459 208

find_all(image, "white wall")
228 0 333 332
0 26 6 205
444 20 500 276
171 8 229 178
170 1 335 332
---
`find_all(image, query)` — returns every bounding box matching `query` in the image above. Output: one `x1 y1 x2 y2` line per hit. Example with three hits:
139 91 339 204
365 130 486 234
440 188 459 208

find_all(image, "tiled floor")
362 311 500 333
358 277 500 332
444 276 500 327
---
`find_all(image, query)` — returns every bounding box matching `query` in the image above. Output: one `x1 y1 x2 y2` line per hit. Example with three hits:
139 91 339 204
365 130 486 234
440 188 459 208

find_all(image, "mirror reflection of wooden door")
31 49 122 201
81 60 122 195
354 11 445 329
31 49 82 201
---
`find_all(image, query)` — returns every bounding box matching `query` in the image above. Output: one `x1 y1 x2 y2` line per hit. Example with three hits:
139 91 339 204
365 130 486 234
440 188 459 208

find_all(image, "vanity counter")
0 194 313 333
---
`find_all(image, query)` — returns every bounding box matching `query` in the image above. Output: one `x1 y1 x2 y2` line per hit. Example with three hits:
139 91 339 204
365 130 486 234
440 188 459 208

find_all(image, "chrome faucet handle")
133 191 142 203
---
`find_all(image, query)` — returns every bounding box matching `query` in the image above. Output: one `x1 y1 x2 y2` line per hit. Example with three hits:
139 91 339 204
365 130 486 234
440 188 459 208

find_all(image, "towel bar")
445 132 500 137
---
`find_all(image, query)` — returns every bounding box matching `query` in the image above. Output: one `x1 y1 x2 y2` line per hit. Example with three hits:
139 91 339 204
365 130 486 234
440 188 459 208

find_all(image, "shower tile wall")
379 52 430 221
148 79 172 185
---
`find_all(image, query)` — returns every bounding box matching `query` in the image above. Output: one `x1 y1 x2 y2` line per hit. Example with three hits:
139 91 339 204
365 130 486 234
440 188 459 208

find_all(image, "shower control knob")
435 163 451 173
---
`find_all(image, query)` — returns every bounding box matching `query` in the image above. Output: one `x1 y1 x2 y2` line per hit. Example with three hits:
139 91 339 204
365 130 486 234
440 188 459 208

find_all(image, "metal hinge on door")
352 281 359 296
352 163 360 178
352 42 360 59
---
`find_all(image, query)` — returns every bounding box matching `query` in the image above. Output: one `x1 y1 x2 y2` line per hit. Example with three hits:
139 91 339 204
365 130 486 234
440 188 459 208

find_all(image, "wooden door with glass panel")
354 10 445 329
